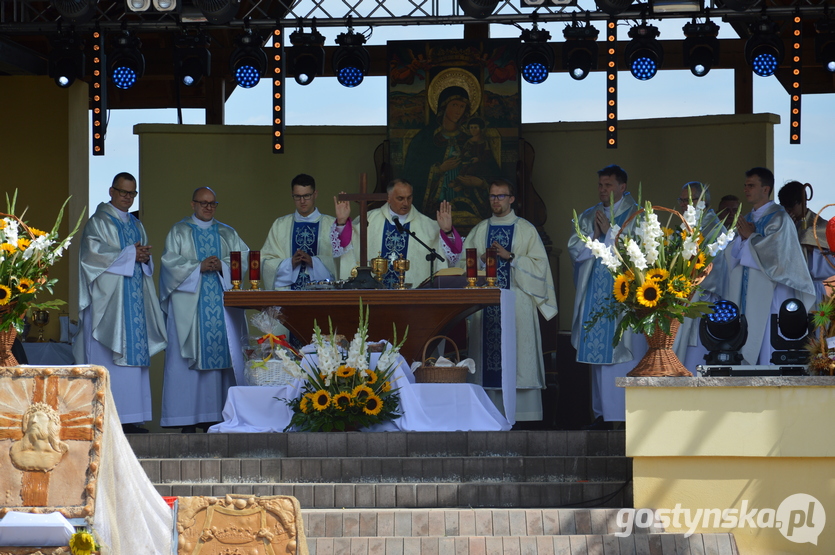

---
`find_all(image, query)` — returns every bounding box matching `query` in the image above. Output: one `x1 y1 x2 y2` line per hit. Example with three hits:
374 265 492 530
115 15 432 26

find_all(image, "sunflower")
694 252 706 270
332 392 353 411
364 369 378 385
613 274 631 303
667 275 693 298
362 394 383 416
0 243 15 255
636 280 662 308
299 395 312 414
312 390 331 411
645 268 669 282
0 285 11 306
336 365 356 378
17 277 35 294
0 219 6 229
380 381 392 393
28 227 47 237
17 238 31 250
351 384 374 401
69 530 98 555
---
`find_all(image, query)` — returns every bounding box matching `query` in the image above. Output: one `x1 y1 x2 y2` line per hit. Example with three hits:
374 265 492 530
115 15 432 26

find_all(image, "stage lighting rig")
48 33 85 88
50 0 98 24
746 18 784 77
289 24 325 86
519 25 554 84
333 26 370 88
771 298 813 365
562 21 599 81
174 33 211 87
230 30 267 89
700 300 748 366
195 0 240 24
109 30 145 90
815 19 835 73
458 0 500 19
625 23 663 80
683 20 720 77
594 0 633 16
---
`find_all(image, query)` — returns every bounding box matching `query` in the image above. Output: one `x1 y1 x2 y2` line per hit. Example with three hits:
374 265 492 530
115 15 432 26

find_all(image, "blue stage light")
333 28 370 88
625 24 663 81
337 66 364 88
519 27 553 85
630 56 657 80
745 20 783 78
752 51 778 76
112 65 137 89
235 64 261 88
522 61 548 84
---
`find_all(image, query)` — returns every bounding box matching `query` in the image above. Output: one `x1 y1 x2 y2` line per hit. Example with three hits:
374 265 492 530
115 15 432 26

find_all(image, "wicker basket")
413 335 468 383
244 359 296 387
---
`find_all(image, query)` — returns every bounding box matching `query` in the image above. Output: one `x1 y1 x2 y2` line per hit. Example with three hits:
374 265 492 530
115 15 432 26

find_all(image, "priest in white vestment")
261 173 345 290
726 167 815 365
569 165 646 427
334 178 463 288
73 173 167 433
462 180 557 422
159 187 249 432
671 182 730 373
778 180 835 305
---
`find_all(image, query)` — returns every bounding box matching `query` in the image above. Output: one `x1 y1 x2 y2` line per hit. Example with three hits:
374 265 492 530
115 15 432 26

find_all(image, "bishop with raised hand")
334 178 463 288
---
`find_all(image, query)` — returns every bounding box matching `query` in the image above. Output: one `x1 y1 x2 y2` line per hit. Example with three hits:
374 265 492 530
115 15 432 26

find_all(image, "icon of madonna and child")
393 56 520 233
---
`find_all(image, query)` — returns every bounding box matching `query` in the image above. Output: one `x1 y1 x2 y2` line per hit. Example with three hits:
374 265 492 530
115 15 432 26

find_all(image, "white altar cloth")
209 347 511 432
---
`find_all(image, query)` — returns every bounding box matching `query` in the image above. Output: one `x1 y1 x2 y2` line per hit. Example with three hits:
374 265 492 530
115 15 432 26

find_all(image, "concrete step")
151 481 632 509
301 509 664 537
140 456 631 484
127 431 626 459
303 533 739 555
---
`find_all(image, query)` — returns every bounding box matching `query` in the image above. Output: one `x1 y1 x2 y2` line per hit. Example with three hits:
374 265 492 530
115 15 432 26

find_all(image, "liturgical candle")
466 248 477 279
249 250 261 281
230 251 241 281
485 247 497 278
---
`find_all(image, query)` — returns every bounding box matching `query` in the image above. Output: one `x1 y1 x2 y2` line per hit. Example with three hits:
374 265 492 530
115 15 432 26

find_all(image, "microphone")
393 216 406 234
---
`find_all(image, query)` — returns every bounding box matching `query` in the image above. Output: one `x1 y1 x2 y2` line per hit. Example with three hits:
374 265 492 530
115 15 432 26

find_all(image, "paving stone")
427 510 445 536
395 510 413 537
368 537 385 555
343 512 360 537
438 484 459 507
359 511 377 536
396 485 417 508
335 484 356 508
315 484 336 508
508 510 527 536
355 484 376 507
416 484 438 508
492 510 510 536
378 511 395 536
412 510 429 536
139 459 160 482
240 458 262 480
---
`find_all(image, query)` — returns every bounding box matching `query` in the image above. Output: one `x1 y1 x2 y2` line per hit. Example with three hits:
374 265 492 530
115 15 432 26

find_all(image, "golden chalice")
371 254 389 282
393 256 410 290
32 309 50 342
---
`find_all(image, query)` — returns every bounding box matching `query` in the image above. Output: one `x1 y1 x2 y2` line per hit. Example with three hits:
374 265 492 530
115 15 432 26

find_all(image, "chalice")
393 256 410 290
370 254 389 282
33 309 50 342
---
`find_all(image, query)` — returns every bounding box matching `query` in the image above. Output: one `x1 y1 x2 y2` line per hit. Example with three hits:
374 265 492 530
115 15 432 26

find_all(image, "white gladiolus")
683 205 698 229
377 349 397 373
682 235 699 259
625 238 648 270
587 239 621 272
706 230 735 257
277 349 304 379
637 212 663 266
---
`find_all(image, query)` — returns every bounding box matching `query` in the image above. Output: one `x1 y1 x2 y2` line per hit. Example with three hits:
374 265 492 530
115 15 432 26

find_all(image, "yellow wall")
0 76 89 339
625 381 835 554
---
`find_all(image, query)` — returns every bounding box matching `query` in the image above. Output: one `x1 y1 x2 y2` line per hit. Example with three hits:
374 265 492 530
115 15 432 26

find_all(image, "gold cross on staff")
338 173 387 267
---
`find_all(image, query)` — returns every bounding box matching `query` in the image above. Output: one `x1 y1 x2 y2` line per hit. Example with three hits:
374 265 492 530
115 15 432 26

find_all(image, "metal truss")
0 0 832 34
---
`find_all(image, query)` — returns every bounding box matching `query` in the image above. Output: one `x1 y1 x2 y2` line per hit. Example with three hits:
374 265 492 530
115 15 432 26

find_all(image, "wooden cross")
337 173 388 267
0 374 96 507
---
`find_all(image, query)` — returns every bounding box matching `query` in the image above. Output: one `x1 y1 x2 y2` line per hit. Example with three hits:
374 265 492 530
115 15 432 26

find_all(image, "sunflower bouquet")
1 190 84 333
280 301 406 432
573 195 737 346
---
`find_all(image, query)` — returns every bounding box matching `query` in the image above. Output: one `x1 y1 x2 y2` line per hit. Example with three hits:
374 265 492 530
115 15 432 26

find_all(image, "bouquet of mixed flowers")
0 190 84 333
573 191 738 345
281 301 406 432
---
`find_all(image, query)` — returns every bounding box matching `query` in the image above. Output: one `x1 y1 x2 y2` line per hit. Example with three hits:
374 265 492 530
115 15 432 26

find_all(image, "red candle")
466 248 477 279
485 247 497 278
249 250 261 281
230 251 241 281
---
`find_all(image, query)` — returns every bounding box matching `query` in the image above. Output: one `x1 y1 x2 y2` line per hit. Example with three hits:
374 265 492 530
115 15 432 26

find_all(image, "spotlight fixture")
683 20 719 77
230 30 267 89
153 0 177 11
625 23 663 80
700 300 748 366
50 0 98 24
745 19 784 77
288 25 325 86
48 34 85 88
333 28 370 88
594 0 633 16
770 298 813 365
174 33 211 87
519 25 554 84
815 19 835 73
126 0 150 12
109 30 145 90
458 0 500 19
194 0 239 24
562 21 599 81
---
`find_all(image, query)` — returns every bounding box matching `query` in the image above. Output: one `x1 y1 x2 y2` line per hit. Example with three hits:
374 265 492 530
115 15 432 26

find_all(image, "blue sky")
90 20 835 216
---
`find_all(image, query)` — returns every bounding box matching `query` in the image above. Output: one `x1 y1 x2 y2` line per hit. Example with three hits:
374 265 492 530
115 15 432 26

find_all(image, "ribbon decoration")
257 333 301 359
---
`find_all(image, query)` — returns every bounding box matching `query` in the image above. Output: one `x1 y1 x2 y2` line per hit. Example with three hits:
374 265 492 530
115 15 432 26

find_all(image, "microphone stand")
395 219 444 288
